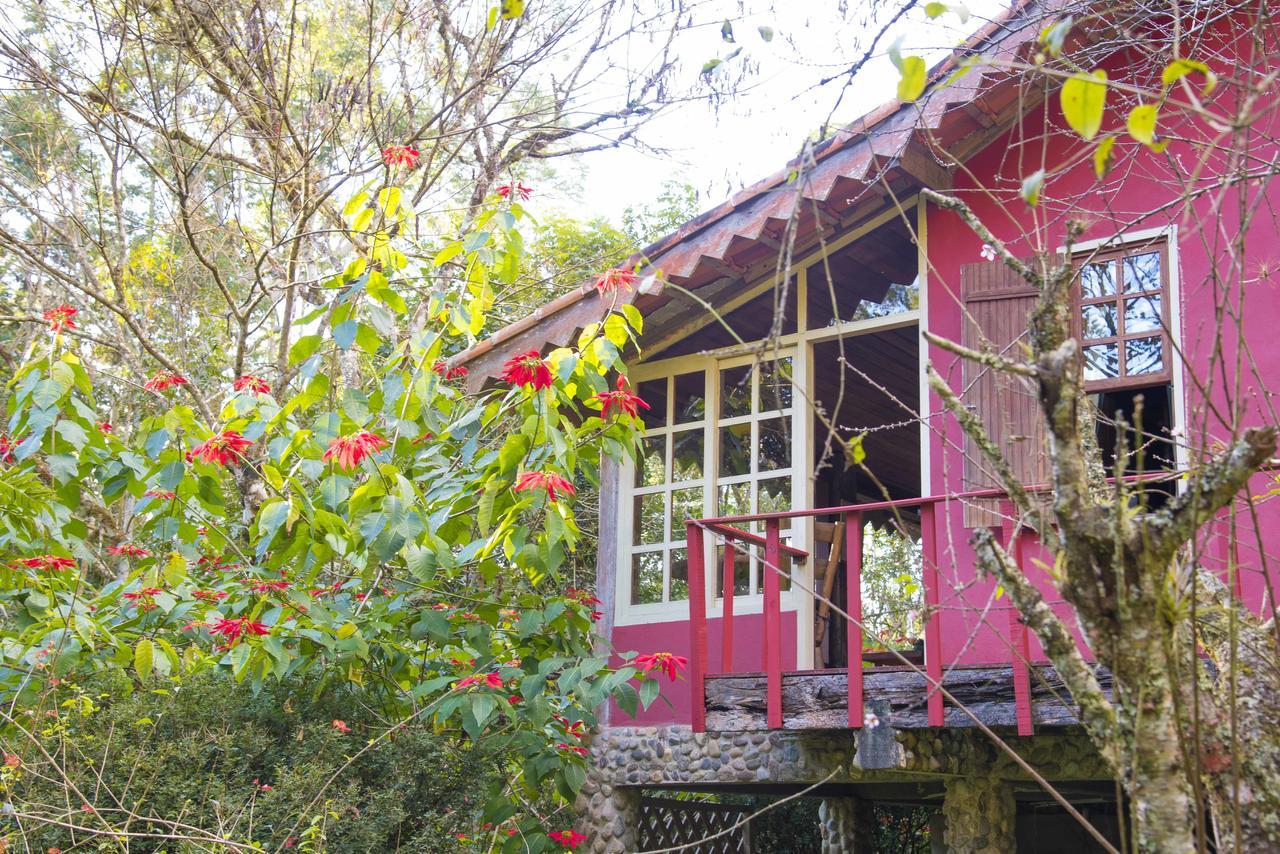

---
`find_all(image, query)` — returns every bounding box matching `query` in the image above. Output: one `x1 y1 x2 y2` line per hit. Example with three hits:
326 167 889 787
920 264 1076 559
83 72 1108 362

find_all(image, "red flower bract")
43 305 78 332
0 434 16 464
143 371 189 393
514 471 576 503
208 617 270 644
144 490 176 501
455 672 504 690
107 544 150 558
595 375 649 419
548 829 587 849
496 182 533 201
233 375 271 394
633 652 688 682
501 350 553 390
432 361 468 381
593 268 637 294
381 144 421 169
188 431 253 466
331 719 351 734
323 430 389 470
14 555 75 573
96 421 112 433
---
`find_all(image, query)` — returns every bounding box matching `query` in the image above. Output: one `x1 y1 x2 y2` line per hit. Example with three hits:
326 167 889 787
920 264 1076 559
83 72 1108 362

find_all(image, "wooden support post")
721 542 736 673
1000 500 1033 737
921 502 945 727
764 519 783 729
686 522 707 733
845 511 864 728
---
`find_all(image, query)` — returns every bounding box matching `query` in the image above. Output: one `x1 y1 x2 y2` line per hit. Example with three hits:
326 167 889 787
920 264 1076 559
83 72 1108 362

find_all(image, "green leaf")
433 242 464 266
925 1 946 17
32 379 62 409
47 453 78 483
55 419 89 451
1126 103 1158 146
757 25 774 42
1093 135 1117 179
700 58 723 75
639 677 660 710
1038 15 1073 57
134 639 154 681
1162 58 1216 94
896 56 927 103
1060 70 1107 141
720 20 734 42
289 334 324 365
499 0 523 19
614 681 639 717
1020 169 1045 207
333 320 357 350
342 192 368 218
163 553 188 586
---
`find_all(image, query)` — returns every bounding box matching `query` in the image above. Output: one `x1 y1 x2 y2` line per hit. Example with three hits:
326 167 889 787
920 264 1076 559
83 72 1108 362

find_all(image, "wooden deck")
704 664 1108 732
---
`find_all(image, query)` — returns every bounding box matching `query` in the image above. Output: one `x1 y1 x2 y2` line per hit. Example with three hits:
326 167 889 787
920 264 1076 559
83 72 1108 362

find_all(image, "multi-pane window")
625 354 796 610
1076 242 1170 390
714 355 795 597
629 372 706 606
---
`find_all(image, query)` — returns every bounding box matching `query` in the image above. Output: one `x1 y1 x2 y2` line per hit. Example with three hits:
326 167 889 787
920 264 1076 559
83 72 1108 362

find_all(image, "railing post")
921 502 945 727
721 542 736 673
763 519 783 730
1000 500 1033 737
845 511 864 728
686 521 707 733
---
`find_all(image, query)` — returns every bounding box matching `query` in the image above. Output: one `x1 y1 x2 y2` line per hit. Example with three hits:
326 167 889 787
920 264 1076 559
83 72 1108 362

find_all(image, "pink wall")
926 26 1280 667
607 612 798 726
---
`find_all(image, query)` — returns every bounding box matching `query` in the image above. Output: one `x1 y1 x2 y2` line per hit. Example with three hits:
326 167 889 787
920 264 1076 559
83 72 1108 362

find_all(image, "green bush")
4 672 514 852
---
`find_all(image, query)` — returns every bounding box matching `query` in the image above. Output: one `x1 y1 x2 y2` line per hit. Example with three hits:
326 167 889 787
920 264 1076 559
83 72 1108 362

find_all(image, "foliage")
5 671 505 852
860 523 924 650
0 169 668 849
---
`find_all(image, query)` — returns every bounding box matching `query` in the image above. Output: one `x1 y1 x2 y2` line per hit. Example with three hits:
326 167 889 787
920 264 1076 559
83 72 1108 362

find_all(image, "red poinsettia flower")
514 471 576 503
246 579 291 594
594 375 649 419
144 490 176 501
556 742 589 756
501 350 553 390
233 375 271 394
548 829 587 850
331 719 351 734
14 555 76 573
143 371 189 393
42 305 78 332
322 430 389 470
192 590 228 602
496 182 533 201
107 544 150 558
455 672 504 690
566 588 602 606
381 144 421 169
96 421 112 434
633 652 688 681
187 431 253 466
208 617 270 644
432 362 469 381
123 587 163 612
0 434 16 464
593 268 637 294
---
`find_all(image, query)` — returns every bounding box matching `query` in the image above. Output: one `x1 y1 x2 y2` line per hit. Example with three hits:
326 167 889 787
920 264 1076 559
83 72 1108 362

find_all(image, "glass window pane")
1083 343 1119 381
669 549 688 601
631 552 663 604
1125 337 1164 375
777 550 793 592
718 482 750 517
719 423 751 477
673 372 705 424
637 379 667 429
1123 252 1161 293
758 357 794 412
1081 303 1118 340
716 544 752 597
633 493 665 545
671 488 703 534
1124 295 1161 333
636 436 666 487
758 418 791 471
720 365 752 419
672 429 704 481
1080 262 1116 298
757 477 792 514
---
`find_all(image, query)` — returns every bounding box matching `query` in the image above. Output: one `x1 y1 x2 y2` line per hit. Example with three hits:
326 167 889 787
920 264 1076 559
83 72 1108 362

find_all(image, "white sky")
547 0 1012 223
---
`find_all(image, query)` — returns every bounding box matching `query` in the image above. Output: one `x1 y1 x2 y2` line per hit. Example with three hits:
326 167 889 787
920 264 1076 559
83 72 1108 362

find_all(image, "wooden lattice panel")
637 796 750 853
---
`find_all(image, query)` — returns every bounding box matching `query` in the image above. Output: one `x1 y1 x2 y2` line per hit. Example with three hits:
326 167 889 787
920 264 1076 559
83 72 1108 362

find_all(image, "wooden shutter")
959 261 1049 528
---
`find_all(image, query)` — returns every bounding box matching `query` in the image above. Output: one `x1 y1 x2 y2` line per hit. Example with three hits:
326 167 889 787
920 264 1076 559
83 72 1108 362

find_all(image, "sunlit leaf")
1060 70 1107 140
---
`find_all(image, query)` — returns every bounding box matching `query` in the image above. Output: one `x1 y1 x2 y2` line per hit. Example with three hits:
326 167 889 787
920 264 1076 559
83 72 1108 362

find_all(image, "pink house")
456 3 1278 850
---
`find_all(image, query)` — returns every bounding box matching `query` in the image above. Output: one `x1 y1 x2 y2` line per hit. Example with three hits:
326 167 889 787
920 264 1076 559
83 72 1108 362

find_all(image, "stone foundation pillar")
942 773 1016 853
818 796 875 853
574 778 641 853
